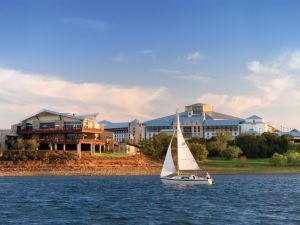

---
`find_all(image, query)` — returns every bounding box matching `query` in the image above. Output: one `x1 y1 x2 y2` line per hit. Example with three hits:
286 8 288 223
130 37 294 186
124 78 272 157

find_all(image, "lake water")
0 175 299 225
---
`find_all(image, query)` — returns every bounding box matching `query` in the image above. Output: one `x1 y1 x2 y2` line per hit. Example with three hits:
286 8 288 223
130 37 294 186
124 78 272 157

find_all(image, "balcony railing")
17 127 104 134
37 138 106 145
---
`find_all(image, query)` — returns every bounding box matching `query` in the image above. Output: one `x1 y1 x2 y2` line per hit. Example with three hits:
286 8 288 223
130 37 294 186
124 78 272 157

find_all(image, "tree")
188 136 205 145
26 139 40 151
270 153 287 166
139 133 172 160
206 131 232 157
13 138 25 150
223 146 242 160
189 143 208 161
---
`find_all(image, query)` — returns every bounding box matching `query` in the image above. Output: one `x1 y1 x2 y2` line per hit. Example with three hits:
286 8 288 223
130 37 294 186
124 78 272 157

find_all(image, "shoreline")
1 168 300 177
1 155 300 177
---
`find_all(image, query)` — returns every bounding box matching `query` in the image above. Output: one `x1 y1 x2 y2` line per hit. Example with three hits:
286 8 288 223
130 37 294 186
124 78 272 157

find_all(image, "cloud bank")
0 68 165 128
196 50 300 127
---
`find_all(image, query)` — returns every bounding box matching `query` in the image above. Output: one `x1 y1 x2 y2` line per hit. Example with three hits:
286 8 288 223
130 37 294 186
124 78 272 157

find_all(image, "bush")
285 150 300 165
270 153 287 167
223 146 242 160
26 139 39 150
139 133 172 160
0 150 77 162
13 139 25 150
206 141 227 157
46 151 77 163
189 143 208 161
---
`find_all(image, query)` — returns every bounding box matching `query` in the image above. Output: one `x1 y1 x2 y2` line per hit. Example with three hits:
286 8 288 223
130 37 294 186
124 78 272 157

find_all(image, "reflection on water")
0 175 299 225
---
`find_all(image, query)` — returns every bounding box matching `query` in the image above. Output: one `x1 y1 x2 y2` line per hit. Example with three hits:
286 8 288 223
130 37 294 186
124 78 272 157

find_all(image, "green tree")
270 153 287 166
26 139 40 151
13 138 25 150
285 150 300 165
206 132 231 157
223 146 242 160
188 136 205 145
139 133 172 160
189 143 208 161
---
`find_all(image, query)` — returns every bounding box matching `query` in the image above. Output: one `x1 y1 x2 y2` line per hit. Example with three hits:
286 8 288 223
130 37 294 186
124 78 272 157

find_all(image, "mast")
176 110 180 175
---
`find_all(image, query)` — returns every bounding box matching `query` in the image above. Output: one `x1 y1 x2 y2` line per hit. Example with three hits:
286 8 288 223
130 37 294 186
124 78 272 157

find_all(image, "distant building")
100 119 142 144
290 130 300 143
239 115 272 135
11 109 113 157
142 103 243 140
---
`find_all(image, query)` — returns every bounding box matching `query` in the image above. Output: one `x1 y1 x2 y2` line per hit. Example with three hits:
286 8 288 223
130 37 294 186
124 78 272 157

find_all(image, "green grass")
95 152 133 158
200 157 300 174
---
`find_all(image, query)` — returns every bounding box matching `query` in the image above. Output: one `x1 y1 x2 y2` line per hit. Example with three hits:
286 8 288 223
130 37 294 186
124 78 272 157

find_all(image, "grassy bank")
200 157 300 174
0 151 300 176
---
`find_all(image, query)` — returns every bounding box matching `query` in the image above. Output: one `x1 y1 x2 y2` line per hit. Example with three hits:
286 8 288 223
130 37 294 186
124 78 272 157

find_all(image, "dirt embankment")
0 154 162 176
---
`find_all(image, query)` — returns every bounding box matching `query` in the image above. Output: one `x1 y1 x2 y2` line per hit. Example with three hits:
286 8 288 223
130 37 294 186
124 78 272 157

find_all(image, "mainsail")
160 135 176 177
177 112 200 171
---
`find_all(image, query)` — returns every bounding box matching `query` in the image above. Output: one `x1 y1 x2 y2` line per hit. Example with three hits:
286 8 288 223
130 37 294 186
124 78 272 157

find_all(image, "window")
40 122 55 129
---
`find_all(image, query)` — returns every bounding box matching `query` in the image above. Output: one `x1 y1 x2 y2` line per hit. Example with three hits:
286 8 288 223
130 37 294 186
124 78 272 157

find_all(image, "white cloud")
246 57 295 104
197 94 263 114
187 51 204 63
61 17 108 31
0 67 165 128
288 51 300 70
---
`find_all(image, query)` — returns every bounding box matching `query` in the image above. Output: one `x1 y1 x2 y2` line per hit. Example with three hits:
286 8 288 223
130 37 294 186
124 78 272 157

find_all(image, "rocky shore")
0 154 162 176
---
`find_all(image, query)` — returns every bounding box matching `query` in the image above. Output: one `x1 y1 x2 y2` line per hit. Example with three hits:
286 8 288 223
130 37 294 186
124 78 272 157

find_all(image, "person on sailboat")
206 172 211 179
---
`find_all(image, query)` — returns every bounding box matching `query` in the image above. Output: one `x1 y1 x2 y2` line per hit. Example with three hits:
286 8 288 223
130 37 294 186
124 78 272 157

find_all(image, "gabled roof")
21 109 98 122
246 115 262 120
99 120 130 129
143 110 242 127
290 131 300 137
205 111 242 120
143 112 186 127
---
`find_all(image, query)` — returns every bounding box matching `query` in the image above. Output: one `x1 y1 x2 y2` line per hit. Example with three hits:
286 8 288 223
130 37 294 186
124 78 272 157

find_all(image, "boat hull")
160 175 214 185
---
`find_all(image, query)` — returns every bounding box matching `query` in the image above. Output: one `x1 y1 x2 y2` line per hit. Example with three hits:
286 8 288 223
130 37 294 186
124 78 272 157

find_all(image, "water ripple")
0 175 299 225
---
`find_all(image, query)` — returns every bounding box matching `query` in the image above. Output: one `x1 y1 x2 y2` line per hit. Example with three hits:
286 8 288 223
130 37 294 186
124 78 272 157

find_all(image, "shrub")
270 153 287 167
26 139 39 151
189 143 208 161
285 150 300 165
206 141 227 157
223 146 242 160
13 139 25 150
47 151 77 163
0 150 77 162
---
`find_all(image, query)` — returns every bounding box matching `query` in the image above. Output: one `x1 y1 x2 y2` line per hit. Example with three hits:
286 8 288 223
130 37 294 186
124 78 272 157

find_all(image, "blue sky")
0 0 300 129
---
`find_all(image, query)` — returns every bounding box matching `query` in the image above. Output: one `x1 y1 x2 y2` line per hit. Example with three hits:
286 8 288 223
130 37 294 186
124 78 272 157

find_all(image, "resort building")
12 109 113 157
239 115 273 135
100 119 142 144
142 103 243 140
290 130 300 143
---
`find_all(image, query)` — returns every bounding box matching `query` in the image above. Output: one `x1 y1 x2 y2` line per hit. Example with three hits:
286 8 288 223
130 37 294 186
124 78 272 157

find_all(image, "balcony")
17 127 104 135
37 138 106 145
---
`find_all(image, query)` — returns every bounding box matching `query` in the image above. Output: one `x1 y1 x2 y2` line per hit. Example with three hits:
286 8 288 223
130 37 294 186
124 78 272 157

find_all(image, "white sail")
177 112 200 171
160 136 176 177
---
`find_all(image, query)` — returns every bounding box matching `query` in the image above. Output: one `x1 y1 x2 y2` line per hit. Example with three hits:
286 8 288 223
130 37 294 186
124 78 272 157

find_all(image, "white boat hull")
160 175 214 185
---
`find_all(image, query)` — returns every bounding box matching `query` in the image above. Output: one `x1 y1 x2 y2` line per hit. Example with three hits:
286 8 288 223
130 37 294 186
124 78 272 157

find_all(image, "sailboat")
160 112 215 185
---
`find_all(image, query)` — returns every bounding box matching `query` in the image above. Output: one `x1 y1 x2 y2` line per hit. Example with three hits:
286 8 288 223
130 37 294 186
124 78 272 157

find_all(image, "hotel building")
142 103 243 140
100 119 142 144
11 109 113 157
